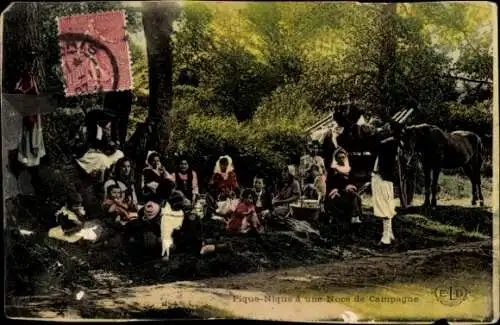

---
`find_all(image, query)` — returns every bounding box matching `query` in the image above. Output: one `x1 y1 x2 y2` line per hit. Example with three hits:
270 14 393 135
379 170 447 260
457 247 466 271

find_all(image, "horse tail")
474 133 485 169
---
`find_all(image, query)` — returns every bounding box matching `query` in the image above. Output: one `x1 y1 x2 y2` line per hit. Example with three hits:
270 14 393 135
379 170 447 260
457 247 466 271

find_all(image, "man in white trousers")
371 137 399 245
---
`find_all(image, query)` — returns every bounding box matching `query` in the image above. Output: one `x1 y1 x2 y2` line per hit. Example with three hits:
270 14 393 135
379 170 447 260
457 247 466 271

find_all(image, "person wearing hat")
136 199 163 250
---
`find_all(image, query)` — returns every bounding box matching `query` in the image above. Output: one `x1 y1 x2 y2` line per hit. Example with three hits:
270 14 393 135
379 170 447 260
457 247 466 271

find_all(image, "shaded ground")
4 193 494 320
6 239 492 321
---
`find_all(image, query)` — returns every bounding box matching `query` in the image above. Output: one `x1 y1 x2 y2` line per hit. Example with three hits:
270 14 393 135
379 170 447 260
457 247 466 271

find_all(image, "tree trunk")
3 3 47 93
141 1 181 154
375 4 397 119
103 90 133 145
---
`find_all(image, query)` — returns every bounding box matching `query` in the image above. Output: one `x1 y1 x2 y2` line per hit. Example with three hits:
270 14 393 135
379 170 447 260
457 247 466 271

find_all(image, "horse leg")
463 164 477 206
473 164 484 207
422 164 431 210
430 166 441 209
477 177 484 207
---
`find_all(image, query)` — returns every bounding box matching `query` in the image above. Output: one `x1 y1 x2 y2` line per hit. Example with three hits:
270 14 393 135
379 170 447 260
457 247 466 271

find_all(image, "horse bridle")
398 127 418 168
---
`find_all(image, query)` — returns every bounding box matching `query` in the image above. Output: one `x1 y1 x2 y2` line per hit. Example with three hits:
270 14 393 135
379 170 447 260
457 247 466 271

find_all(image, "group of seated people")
49 112 364 254
300 140 362 224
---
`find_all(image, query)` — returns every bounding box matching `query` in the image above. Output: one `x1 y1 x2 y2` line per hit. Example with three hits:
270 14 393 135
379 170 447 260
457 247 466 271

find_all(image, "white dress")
371 158 396 219
18 114 46 167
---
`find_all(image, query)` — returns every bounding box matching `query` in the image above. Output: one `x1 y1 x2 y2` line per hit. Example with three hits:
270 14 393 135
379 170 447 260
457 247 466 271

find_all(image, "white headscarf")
287 165 297 178
214 155 234 180
95 124 103 140
145 150 160 169
331 148 351 175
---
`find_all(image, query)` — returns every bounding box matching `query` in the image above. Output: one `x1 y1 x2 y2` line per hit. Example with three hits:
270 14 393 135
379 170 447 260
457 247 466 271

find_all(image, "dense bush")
163 83 317 190
425 100 493 138
42 108 86 166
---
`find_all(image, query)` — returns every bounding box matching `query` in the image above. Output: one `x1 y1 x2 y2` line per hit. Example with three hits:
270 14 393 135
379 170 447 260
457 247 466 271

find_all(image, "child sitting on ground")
103 184 139 227
227 189 263 234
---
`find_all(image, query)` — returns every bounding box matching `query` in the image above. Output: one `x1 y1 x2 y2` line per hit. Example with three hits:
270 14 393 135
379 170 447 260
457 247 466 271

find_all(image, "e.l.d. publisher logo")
434 285 468 306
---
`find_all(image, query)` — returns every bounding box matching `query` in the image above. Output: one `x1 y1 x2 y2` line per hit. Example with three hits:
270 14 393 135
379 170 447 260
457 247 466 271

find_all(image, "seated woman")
270 165 301 219
141 151 174 202
209 155 239 199
227 189 264 234
253 176 273 218
76 114 124 182
104 157 138 206
171 158 199 205
48 193 104 243
325 148 362 224
204 155 239 220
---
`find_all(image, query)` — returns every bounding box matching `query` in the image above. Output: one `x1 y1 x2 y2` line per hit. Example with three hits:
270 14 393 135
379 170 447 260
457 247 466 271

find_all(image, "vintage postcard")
2 1 498 322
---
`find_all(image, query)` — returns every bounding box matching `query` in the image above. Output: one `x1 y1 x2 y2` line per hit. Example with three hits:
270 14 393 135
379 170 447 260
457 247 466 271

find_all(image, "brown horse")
400 124 485 208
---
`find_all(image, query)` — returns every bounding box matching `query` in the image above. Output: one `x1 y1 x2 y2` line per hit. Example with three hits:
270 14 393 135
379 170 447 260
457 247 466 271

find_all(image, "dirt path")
8 239 492 321
94 281 355 321
91 240 492 321
198 239 492 292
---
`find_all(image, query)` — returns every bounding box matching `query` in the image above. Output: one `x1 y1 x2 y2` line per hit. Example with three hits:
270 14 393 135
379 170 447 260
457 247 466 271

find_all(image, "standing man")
299 140 326 198
371 136 399 246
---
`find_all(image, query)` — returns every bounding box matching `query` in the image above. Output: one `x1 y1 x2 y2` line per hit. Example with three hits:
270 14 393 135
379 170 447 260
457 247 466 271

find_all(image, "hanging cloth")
15 69 46 167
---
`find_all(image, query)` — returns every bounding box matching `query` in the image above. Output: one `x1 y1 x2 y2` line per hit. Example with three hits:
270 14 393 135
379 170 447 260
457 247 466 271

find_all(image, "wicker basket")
290 200 321 222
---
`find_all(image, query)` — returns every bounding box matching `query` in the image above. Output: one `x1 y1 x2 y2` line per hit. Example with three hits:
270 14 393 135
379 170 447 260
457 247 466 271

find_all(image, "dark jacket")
254 188 273 213
374 137 399 183
326 167 354 193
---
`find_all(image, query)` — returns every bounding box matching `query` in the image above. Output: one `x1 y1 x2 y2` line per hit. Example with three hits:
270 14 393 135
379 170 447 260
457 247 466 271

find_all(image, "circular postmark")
434 284 468 306
58 33 120 96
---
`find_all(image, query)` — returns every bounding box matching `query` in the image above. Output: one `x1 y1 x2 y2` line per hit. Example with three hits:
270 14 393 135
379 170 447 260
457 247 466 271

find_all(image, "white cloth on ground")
48 220 103 243
160 201 184 260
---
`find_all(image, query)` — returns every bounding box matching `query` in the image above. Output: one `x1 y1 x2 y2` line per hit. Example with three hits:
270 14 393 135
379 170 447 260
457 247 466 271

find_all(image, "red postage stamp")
57 11 132 96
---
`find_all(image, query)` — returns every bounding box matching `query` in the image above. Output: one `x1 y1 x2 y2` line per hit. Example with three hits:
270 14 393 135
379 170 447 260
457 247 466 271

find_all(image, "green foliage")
165 83 317 188
42 109 85 165
129 39 149 97
426 100 492 137
4 2 494 180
